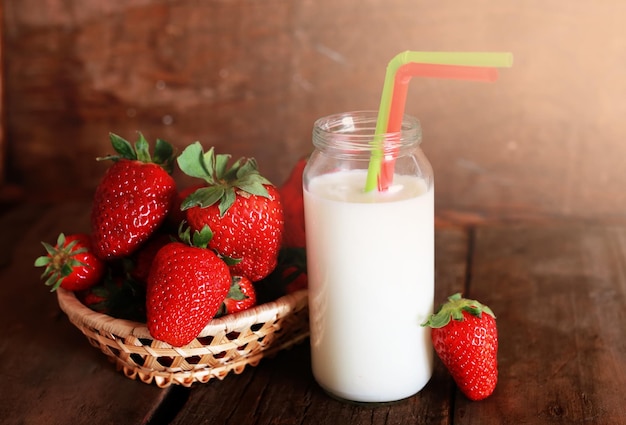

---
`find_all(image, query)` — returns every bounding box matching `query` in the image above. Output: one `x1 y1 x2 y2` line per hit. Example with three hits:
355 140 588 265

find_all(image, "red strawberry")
129 232 173 285
35 233 106 291
91 133 177 260
216 275 257 317
422 293 498 401
252 246 307 302
283 266 308 294
279 157 307 248
279 246 308 293
78 288 107 310
177 143 284 282
146 225 231 347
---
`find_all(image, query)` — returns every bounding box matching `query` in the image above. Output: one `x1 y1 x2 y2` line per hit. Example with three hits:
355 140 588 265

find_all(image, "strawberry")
216 276 257 317
146 225 231 347
278 246 308 293
90 132 177 260
422 293 498 401
177 142 284 282
78 288 107 310
279 157 307 248
35 233 106 291
128 232 174 285
283 266 308 294
253 247 307 302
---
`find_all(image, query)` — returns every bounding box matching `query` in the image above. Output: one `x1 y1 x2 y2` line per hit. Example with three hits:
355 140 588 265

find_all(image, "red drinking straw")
378 63 500 191
364 51 513 193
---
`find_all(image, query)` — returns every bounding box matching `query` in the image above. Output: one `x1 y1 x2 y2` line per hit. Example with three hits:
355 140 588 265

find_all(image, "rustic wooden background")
2 1 625 221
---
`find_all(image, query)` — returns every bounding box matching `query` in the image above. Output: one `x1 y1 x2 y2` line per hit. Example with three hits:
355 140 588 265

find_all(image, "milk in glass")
303 111 434 403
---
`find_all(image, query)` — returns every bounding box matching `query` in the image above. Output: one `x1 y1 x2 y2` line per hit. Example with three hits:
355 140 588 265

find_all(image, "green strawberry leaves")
108 133 137 160
34 233 88 291
214 276 252 318
175 142 210 181
226 278 249 301
422 293 495 329
177 142 272 216
98 132 175 174
153 138 175 168
183 187 226 211
178 222 242 266
179 223 213 249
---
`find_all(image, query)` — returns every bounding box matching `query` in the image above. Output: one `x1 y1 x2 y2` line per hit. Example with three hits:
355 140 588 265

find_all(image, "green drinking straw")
364 51 514 192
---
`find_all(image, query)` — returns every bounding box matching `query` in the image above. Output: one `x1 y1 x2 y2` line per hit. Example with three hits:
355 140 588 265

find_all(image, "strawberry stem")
179 223 213 249
134 133 151 163
34 233 90 292
97 132 176 174
422 293 496 329
226 277 249 301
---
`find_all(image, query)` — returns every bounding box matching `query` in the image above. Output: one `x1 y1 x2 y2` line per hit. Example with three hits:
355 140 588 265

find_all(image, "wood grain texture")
2 1 626 220
457 223 626 424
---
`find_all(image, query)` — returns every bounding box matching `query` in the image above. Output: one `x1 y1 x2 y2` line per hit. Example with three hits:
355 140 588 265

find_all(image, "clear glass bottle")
303 110 434 403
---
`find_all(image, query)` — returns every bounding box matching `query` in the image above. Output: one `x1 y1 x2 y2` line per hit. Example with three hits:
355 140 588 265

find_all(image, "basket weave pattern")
57 288 309 387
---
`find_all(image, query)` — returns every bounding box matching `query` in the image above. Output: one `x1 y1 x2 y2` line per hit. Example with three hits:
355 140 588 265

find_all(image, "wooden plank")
456 224 626 424
0 202 169 425
168 226 469 424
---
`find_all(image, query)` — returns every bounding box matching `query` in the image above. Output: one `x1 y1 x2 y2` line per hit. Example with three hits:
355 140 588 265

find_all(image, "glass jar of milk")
303 110 434 403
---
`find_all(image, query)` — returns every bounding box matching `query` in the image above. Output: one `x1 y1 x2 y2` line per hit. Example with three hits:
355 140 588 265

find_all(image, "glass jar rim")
312 110 422 153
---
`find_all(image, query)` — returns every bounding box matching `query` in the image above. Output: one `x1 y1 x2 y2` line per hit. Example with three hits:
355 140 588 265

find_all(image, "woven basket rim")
56 287 308 345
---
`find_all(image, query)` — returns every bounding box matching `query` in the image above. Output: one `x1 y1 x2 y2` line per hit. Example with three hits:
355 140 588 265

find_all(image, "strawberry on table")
422 293 498 401
216 275 257 317
90 132 177 260
146 225 231 347
35 233 106 292
177 142 284 282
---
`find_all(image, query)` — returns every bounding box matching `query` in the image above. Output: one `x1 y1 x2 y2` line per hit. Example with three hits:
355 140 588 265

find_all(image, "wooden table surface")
1 201 625 425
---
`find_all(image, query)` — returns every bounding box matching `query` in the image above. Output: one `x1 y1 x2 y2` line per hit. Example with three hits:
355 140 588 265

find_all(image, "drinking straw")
365 51 513 192
378 63 499 188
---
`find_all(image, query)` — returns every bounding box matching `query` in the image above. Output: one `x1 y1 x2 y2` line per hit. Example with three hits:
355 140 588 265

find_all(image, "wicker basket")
56 287 310 388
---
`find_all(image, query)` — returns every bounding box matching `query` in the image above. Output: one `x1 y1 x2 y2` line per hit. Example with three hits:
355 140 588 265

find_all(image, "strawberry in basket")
176 142 284 282
90 133 177 260
146 225 231 347
35 233 106 291
39 137 311 386
215 275 257 317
